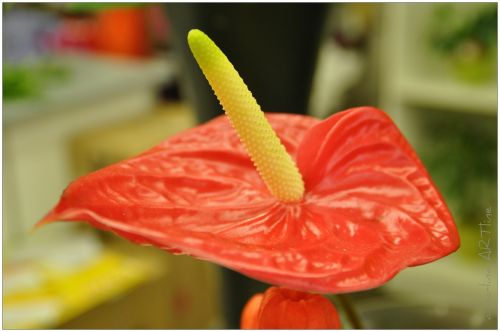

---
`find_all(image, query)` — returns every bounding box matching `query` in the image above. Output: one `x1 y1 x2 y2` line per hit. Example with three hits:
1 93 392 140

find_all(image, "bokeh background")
3 3 497 329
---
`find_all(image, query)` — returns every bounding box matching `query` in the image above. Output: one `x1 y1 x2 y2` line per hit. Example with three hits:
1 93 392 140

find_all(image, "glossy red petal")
40 113 325 270
241 287 341 329
276 106 459 292
40 108 459 294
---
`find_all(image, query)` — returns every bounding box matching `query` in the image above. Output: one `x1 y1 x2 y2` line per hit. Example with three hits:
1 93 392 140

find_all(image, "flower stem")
337 294 364 329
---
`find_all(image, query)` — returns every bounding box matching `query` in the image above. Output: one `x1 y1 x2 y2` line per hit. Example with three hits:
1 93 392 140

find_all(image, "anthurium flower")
39 29 459 294
241 286 341 329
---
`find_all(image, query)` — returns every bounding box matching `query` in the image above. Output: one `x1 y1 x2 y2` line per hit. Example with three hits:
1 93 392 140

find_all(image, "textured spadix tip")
187 28 305 202
187 29 204 53
187 29 207 50
187 29 223 67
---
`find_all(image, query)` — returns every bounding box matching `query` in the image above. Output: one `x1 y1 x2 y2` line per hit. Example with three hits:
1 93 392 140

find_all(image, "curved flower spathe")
39 106 460 293
241 286 341 329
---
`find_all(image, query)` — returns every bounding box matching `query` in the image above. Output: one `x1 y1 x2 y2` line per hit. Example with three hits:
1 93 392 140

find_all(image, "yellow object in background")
3 249 159 329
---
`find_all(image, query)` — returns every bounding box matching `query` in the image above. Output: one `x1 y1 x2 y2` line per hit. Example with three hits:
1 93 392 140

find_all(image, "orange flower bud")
241 287 341 329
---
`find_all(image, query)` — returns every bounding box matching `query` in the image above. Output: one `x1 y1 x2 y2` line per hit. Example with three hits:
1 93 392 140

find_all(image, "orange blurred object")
241 293 265 329
240 287 341 329
95 8 151 58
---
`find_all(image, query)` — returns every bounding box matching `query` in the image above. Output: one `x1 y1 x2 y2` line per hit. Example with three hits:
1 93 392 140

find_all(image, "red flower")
39 106 459 293
241 286 341 329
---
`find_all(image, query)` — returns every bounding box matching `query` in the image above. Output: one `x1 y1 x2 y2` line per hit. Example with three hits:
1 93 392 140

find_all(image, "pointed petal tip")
33 212 57 230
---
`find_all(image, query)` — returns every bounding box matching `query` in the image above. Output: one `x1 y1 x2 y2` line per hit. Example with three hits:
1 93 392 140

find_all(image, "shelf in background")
4 53 177 126
381 252 497 317
400 76 497 115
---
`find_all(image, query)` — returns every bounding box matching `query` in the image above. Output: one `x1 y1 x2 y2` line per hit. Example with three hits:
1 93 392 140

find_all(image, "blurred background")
2 2 497 329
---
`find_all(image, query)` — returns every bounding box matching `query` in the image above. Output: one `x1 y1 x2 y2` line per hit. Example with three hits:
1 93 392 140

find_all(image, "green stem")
337 294 363 329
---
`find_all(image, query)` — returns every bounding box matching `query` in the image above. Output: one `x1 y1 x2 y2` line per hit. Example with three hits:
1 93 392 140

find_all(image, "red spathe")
39 107 460 293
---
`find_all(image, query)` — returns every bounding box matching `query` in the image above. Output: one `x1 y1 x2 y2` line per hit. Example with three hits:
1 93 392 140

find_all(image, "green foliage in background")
428 4 497 82
3 66 39 100
3 61 70 101
430 4 497 55
64 3 144 14
420 112 497 225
